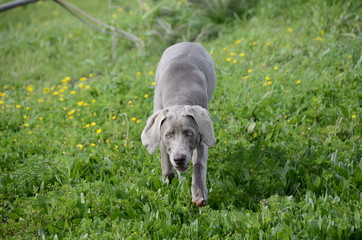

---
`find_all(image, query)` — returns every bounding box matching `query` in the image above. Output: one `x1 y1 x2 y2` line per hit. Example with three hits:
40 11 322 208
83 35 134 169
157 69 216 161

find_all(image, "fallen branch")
0 0 38 12
54 0 142 47
0 0 142 47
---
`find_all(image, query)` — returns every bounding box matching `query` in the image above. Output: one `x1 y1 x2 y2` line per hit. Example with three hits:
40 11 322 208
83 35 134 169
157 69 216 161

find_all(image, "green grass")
0 0 361 239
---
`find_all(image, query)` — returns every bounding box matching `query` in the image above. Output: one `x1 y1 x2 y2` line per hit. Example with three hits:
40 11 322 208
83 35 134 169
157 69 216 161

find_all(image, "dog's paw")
192 198 207 207
192 186 208 207
164 173 175 183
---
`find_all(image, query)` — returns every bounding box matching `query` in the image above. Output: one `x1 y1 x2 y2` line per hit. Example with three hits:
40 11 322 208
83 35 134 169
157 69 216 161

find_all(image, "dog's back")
154 42 216 111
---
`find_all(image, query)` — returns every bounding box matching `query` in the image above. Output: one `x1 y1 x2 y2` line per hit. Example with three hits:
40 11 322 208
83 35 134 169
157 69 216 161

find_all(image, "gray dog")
141 42 216 206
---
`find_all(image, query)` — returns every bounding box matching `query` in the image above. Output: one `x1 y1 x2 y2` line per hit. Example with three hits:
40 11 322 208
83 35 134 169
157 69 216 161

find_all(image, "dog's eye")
165 133 173 138
184 130 193 136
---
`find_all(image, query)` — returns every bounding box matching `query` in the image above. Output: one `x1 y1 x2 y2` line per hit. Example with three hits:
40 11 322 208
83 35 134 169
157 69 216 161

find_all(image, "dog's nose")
173 154 186 165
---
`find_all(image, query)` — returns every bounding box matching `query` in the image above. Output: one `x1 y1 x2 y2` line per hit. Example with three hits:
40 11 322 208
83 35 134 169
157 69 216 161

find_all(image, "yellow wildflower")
24 123 29 127
96 129 102 134
26 85 34 92
78 83 84 89
243 76 249 80
151 82 156 86
287 28 293 32
91 122 96 127
23 115 28 119
144 94 149 98
77 101 89 106
239 53 245 57
230 52 237 56
90 143 96 147
226 57 232 62
274 66 279 71
265 42 271 46
80 77 87 82
118 7 124 13
131 117 137 121
0 92 6 97
348 55 352 59
252 41 257 46
248 69 253 74
234 39 241 44
136 72 142 76
70 90 76 95
0 100 4 105
68 110 75 115
316 37 323 41
136 119 142 124
112 116 117 120
38 99 44 103
233 60 238 64
296 80 302 85
88 73 94 77
351 115 357 119
16 104 22 109
53 91 59 96
62 77 71 84
77 144 83 150
265 77 271 81
148 71 154 75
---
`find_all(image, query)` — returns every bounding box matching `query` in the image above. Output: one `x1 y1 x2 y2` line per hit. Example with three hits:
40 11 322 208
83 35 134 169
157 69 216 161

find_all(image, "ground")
0 0 361 239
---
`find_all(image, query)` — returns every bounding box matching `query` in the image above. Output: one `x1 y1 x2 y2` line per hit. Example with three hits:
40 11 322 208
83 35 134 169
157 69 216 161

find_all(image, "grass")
0 0 361 239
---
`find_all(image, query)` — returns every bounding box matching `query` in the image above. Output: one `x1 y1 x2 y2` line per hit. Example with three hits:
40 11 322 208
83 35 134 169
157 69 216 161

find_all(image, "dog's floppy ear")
141 110 166 154
182 105 216 147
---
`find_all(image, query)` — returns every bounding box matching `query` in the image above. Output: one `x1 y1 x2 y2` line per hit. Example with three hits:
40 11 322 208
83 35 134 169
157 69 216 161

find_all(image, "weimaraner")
141 42 216 207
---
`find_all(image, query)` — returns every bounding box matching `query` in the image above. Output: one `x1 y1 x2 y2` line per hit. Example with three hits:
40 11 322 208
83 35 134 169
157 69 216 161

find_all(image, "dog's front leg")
191 142 208 207
160 145 175 182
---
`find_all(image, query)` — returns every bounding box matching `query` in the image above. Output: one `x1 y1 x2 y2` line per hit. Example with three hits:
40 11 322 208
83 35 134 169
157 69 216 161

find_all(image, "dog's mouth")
175 164 189 172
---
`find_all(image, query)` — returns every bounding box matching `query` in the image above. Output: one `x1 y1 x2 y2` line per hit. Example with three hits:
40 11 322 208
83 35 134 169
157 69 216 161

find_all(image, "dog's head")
141 105 216 172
